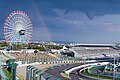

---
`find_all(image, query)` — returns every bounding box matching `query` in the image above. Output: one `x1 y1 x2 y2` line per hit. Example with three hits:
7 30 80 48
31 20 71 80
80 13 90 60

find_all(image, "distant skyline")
1 0 120 43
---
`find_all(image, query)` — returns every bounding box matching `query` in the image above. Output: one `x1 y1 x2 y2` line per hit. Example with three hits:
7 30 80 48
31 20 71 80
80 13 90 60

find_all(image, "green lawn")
2 68 12 80
81 69 120 80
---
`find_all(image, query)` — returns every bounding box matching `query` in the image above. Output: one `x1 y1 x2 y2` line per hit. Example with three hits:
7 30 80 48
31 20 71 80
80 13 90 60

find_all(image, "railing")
0 61 9 80
26 65 61 80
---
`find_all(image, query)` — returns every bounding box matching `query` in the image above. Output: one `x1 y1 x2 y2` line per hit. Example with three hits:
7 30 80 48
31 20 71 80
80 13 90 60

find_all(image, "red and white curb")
17 60 85 67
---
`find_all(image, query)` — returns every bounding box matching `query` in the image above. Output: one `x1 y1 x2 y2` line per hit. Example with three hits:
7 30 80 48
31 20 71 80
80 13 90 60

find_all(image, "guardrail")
17 60 84 67
26 65 61 80
65 62 109 75
0 67 9 80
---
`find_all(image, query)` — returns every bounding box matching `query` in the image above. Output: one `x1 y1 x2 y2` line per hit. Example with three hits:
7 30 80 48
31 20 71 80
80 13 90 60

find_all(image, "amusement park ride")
1 10 33 80
4 10 33 50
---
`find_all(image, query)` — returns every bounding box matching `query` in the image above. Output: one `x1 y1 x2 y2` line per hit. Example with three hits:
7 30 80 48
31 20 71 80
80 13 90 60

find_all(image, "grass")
1 52 10 58
60 72 71 79
17 74 24 80
2 68 12 80
81 69 120 80
2 68 24 80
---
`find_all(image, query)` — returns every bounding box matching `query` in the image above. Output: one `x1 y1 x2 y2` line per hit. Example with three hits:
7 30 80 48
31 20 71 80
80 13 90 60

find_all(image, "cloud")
32 27 51 41
42 9 120 42
44 0 120 19
1 0 120 43
49 9 120 32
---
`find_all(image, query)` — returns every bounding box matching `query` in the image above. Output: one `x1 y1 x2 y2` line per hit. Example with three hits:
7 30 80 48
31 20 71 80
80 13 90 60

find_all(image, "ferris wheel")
4 10 33 46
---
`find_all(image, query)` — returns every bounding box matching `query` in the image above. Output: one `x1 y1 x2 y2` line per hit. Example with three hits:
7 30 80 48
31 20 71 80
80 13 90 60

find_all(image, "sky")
1 0 120 43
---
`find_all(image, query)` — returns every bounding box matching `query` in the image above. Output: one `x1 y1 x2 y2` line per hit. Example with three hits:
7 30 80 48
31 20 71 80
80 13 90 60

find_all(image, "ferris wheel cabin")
19 30 25 35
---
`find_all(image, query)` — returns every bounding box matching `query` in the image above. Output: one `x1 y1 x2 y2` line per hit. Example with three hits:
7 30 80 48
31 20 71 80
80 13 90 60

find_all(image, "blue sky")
1 0 120 43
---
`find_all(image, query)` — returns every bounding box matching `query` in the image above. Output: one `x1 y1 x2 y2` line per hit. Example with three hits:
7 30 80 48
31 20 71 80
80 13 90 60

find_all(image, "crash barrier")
89 65 120 78
26 65 61 80
17 60 86 67
65 62 109 74
16 59 84 64
0 59 18 80
0 67 9 80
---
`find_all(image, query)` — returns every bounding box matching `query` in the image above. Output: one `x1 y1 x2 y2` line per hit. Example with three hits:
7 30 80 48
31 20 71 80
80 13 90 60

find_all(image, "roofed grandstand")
62 44 120 59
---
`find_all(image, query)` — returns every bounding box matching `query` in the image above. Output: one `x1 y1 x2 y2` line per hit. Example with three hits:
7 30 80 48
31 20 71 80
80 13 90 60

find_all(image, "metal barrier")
17 60 83 67
0 67 9 80
26 65 61 80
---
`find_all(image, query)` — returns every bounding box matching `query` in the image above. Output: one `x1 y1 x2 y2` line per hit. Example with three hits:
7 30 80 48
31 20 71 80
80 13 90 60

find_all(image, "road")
17 63 84 80
45 62 102 80
72 68 100 80
17 64 55 80
45 63 83 80
17 60 111 80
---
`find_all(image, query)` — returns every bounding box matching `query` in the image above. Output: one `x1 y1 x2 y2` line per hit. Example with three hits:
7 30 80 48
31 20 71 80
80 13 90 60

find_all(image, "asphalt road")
72 68 100 80
45 62 102 80
17 60 112 80
45 63 83 80
17 62 88 80
17 64 55 80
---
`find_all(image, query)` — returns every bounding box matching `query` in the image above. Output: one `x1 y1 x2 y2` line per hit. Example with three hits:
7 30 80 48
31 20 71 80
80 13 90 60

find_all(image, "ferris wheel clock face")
4 10 33 46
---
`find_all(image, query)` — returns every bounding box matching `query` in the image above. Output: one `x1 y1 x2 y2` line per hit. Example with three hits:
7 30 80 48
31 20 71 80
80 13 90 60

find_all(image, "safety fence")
26 65 61 80
0 68 9 80
17 60 84 67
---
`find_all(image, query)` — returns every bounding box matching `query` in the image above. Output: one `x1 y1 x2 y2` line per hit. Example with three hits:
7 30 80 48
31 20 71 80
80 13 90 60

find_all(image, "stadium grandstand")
61 43 120 59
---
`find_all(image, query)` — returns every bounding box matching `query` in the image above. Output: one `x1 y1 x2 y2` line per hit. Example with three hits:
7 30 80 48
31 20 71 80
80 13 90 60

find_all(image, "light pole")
113 57 116 80
0 60 2 80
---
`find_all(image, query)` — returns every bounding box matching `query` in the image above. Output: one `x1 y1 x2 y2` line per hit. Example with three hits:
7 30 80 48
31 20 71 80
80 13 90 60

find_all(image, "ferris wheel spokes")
4 10 33 47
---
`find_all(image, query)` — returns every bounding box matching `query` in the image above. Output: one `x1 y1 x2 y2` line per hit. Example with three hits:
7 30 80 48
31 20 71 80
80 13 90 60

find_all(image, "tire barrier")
26 65 61 80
